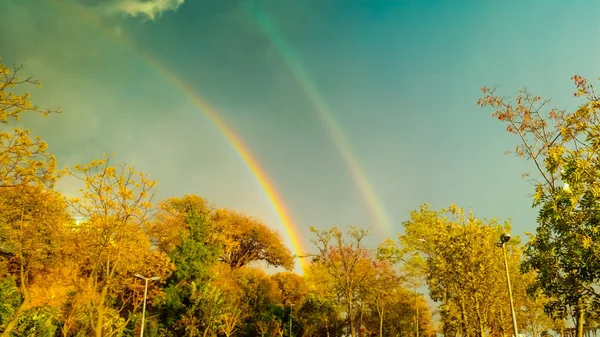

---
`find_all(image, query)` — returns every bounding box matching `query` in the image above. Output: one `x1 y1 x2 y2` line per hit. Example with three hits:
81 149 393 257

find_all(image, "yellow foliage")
68 154 157 225
0 60 60 190
0 184 72 333
0 61 61 123
0 128 58 188
211 208 295 270
63 155 173 337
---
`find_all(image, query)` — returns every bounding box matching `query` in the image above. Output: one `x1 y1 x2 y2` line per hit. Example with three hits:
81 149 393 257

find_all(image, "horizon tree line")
1 57 600 337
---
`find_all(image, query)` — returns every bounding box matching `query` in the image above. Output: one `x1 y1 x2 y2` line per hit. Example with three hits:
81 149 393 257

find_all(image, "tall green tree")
156 197 222 336
479 76 600 336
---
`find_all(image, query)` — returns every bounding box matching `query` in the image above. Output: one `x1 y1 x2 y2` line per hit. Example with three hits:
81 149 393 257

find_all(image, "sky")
1 0 600 273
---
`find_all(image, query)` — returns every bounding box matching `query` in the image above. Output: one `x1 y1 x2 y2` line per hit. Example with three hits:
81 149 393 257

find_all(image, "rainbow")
48 0 308 272
243 2 394 236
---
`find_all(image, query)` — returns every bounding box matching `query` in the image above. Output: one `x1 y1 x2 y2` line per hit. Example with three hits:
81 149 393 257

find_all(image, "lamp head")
134 274 144 280
150 276 161 281
500 233 511 244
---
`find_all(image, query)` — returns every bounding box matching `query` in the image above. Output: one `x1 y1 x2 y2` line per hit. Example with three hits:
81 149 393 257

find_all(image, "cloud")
87 0 185 20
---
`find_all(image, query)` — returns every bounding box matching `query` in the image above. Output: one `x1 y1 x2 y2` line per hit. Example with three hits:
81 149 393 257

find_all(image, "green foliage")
159 208 223 334
0 277 20 330
297 294 337 337
231 267 283 336
11 307 58 337
169 211 221 283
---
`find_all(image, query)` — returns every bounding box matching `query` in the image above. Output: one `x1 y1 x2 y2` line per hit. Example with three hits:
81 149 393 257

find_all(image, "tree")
211 265 248 337
302 263 343 337
170 283 224 337
309 226 374 337
518 278 555 337
271 271 308 336
219 308 244 337
369 259 402 337
154 196 223 336
478 77 600 337
0 277 20 331
230 267 283 336
0 61 60 189
10 306 58 337
0 185 71 336
379 289 435 337
394 204 523 337
271 272 308 307
255 318 271 337
211 208 294 270
149 195 212 254
67 155 173 337
0 62 60 122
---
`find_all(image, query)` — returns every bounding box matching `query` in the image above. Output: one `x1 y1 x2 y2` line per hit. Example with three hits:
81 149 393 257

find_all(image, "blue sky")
1 0 599 256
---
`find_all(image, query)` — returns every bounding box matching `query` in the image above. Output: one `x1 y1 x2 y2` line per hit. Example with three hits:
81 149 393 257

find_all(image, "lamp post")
134 274 160 337
416 299 420 337
498 234 519 337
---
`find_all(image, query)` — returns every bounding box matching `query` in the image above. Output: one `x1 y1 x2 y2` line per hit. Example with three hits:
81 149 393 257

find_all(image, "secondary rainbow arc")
49 0 308 272
244 2 394 236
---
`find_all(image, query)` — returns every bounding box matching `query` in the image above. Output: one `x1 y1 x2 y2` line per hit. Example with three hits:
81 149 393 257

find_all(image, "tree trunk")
416 304 420 337
1 209 29 337
460 297 469 337
379 305 384 337
95 285 109 337
442 289 449 337
359 300 365 337
474 295 485 337
576 299 585 337
347 290 356 337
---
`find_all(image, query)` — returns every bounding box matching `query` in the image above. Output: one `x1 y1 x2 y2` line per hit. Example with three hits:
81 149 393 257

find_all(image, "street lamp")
414 290 420 337
134 274 160 337
498 234 519 337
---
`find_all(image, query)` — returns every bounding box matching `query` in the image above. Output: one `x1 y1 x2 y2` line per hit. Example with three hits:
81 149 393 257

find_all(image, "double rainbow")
48 0 394 272
49 0 308 272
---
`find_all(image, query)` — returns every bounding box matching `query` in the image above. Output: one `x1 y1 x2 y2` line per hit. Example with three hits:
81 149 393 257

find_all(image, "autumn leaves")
389 205 557 336
3 56 600 337
479 75 600 336
0 59 433 337
0 63 59 190
0 60 295 336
